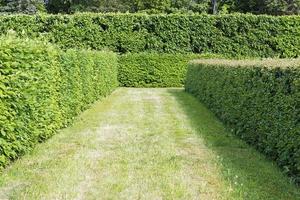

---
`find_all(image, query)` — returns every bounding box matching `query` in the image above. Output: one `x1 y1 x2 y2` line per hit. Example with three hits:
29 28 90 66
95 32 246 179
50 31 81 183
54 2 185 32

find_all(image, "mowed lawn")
0 88 299 200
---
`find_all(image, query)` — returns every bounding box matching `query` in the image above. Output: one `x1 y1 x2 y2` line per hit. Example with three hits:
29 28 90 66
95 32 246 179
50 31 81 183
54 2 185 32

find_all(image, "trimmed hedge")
0 36 118 168
185 59 300 183
0 13 299 57
118 53 223 87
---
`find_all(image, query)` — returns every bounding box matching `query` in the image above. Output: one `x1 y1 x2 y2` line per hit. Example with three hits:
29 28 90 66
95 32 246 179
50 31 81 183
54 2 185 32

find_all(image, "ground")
0 88 299 200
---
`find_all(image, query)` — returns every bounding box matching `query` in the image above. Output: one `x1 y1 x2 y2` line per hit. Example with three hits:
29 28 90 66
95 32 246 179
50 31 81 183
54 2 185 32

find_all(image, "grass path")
0 88 299 200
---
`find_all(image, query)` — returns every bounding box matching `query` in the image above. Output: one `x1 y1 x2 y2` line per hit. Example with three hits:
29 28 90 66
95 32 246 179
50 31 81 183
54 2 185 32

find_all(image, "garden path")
0 88 299 200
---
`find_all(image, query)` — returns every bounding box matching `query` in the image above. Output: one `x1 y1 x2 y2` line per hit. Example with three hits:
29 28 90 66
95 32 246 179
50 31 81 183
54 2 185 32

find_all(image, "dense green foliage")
0 36 118 168
0 0 45 14
0 13 299 58
45 0 211 14
44 0 300 15
1 0 298 15
185 59 300 183
228 0 300 15
118 53 223 87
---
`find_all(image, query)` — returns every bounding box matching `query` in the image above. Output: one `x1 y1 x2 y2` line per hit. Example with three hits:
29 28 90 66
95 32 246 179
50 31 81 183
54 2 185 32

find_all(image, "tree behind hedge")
45 0 300 15
0 0 45 14
220 0 300 15
45 0 212 14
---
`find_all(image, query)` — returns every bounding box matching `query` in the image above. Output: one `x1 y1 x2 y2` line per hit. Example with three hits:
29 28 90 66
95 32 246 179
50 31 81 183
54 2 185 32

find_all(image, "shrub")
118 53 223 87
59 49 118 125
185 59 300 183
0 35 118 168
0 13 299 57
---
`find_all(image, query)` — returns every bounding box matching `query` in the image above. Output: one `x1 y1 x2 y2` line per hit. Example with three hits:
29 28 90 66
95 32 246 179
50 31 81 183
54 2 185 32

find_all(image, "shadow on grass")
168 88 300 200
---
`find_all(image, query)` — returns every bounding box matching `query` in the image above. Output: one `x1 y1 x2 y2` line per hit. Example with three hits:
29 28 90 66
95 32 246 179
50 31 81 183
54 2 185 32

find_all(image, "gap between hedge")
0 88 298 200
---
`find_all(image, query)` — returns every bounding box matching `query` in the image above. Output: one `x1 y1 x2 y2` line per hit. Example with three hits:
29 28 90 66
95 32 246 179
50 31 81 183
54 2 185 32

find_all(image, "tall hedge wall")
185 59 300 183
0 13 299 57
0 36 118 168
118 53 223 87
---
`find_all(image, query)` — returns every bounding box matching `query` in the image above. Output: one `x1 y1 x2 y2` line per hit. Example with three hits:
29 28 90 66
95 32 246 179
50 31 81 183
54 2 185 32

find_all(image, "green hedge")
185 59 300 183
118 53 223 87
0 36 118 168
0 13 299 57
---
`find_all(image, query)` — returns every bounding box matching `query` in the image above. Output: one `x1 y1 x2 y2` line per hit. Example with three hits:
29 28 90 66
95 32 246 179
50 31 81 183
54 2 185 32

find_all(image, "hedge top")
0 13 299 57
189 58 300 69
1 12 300 17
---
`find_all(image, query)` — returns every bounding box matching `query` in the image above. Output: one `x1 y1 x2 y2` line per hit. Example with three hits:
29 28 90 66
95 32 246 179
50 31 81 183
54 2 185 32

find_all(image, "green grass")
0 88 299 199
